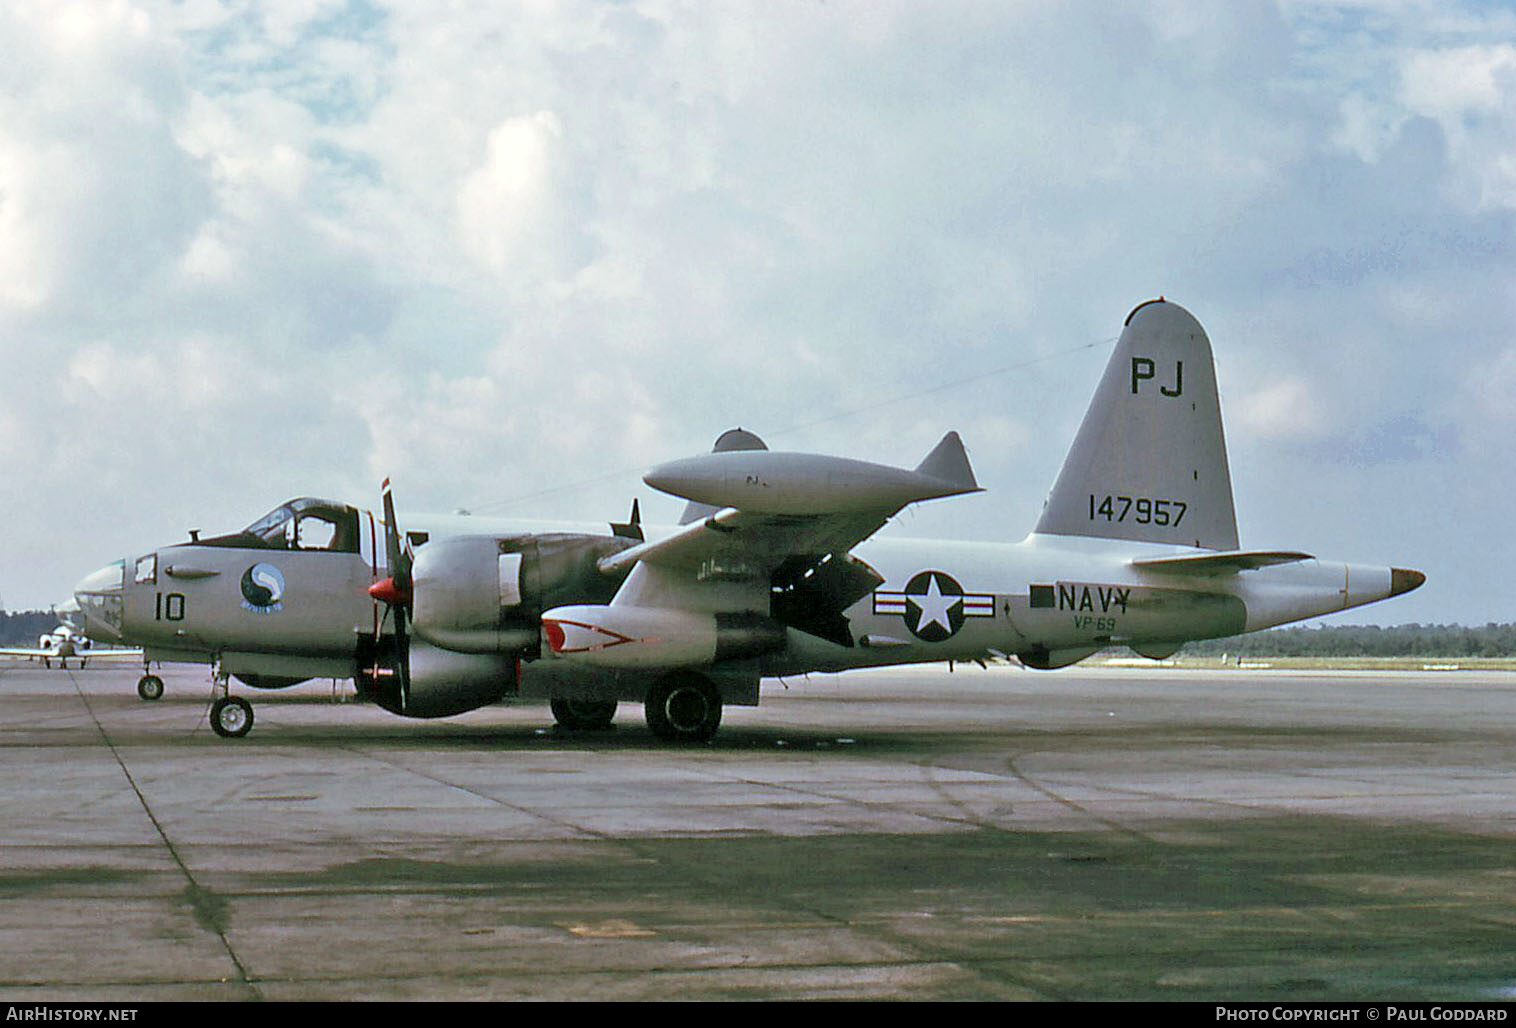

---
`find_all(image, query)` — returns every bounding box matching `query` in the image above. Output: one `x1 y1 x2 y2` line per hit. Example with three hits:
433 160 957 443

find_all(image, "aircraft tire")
644 672 722 743
210 696 254 739
550 698 618 731
137 675 165 701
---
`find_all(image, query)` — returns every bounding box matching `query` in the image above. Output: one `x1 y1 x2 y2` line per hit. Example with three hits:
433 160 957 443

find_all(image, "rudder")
1034 299 1238 551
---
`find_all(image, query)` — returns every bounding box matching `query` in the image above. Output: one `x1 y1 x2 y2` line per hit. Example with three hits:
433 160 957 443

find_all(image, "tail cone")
1390 568 1426 597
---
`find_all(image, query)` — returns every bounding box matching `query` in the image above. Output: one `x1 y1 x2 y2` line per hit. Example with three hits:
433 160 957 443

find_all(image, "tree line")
1184 623 1516 658
0 610 64 646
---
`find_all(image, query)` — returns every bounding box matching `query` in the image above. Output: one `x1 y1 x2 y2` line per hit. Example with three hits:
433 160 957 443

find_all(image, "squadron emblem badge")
240 563 286 613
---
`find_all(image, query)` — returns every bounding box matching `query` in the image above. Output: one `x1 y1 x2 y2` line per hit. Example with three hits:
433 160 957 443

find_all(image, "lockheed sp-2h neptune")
73 300 1423 740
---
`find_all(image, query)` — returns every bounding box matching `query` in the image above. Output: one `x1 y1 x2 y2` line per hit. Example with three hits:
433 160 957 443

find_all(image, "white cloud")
1402 43 1516 114
1233 375 1329 443
0 136 58 310
0 0 1512 625
457 111 570 277
1462 344 1516 459
1400 43 1516 208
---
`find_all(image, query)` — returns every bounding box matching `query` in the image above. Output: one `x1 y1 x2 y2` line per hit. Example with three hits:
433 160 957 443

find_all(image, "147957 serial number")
1087 494 1188 526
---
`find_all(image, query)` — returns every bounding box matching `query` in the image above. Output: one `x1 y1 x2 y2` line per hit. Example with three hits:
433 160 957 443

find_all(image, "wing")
598 506 891 579
75 648 145 660
597 432 980 647
0 646 142 660
597 507 889 647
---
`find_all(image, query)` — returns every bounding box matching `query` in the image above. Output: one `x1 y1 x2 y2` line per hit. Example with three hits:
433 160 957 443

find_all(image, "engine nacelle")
355 639 519 718
410 533 636 655
541 605 786 670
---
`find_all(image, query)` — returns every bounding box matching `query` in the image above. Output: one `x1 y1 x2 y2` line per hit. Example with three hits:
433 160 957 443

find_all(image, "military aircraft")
71 491 652 729
74 300 1423 740
0 599 143 670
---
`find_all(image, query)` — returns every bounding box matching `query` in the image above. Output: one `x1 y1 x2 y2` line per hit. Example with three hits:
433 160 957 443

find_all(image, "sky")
1 0 1512 626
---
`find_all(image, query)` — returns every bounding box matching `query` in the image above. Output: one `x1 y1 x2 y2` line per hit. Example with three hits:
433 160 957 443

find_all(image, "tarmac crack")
330 742 633 844
1000 752 1159 843
1009 765 1462 822
65 670 263 1000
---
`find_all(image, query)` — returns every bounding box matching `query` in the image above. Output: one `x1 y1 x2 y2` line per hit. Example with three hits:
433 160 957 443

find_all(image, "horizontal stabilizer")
1131 550 1314 575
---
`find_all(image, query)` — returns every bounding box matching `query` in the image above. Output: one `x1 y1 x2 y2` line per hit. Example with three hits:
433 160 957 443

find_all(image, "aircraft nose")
1390 568 1426 597
73 560 127 642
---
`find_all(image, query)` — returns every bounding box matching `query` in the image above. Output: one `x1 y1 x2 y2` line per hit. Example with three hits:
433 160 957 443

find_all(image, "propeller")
367 477 413 713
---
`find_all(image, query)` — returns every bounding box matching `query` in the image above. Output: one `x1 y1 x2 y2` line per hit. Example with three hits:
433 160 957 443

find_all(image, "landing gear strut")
207 667 254 738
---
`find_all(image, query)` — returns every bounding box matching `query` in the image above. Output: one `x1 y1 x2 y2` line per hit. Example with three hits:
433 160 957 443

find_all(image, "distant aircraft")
0 599 142 671
75 300 1422 739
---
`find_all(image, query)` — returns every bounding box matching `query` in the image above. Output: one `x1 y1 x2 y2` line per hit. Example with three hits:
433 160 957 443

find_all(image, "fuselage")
76 502 1417 686
783 531 1413 673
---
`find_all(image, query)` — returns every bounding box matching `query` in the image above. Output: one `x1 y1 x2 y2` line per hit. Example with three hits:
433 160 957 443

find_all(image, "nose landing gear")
202 666 255 738
136 674 164 701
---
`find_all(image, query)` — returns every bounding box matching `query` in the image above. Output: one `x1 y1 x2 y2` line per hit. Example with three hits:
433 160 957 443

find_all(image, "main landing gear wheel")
210 696 254 738
550 698 618 731
644 672 722 743
137 675 164 701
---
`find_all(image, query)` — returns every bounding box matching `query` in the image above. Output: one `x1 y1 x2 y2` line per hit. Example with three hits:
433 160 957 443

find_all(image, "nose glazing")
73 560 126 642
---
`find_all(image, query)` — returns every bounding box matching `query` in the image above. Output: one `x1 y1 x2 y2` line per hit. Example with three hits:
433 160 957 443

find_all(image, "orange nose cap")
1390 568 1425 597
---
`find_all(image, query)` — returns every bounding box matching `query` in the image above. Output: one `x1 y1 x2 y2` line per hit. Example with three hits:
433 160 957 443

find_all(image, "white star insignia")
911 574 962 635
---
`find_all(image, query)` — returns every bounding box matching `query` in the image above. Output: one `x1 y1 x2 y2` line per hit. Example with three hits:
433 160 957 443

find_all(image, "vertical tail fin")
1035 299 1239 551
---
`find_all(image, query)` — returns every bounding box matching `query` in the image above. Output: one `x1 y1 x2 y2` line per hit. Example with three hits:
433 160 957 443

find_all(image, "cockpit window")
208 497 361 552
295 515 338 550
241 503 298 542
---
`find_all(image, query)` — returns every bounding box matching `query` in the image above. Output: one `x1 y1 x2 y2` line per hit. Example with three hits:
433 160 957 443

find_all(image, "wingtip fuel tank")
645 432 980 516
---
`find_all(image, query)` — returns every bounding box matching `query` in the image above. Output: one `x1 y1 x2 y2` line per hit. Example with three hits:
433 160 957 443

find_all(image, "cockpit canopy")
190 498 362 553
